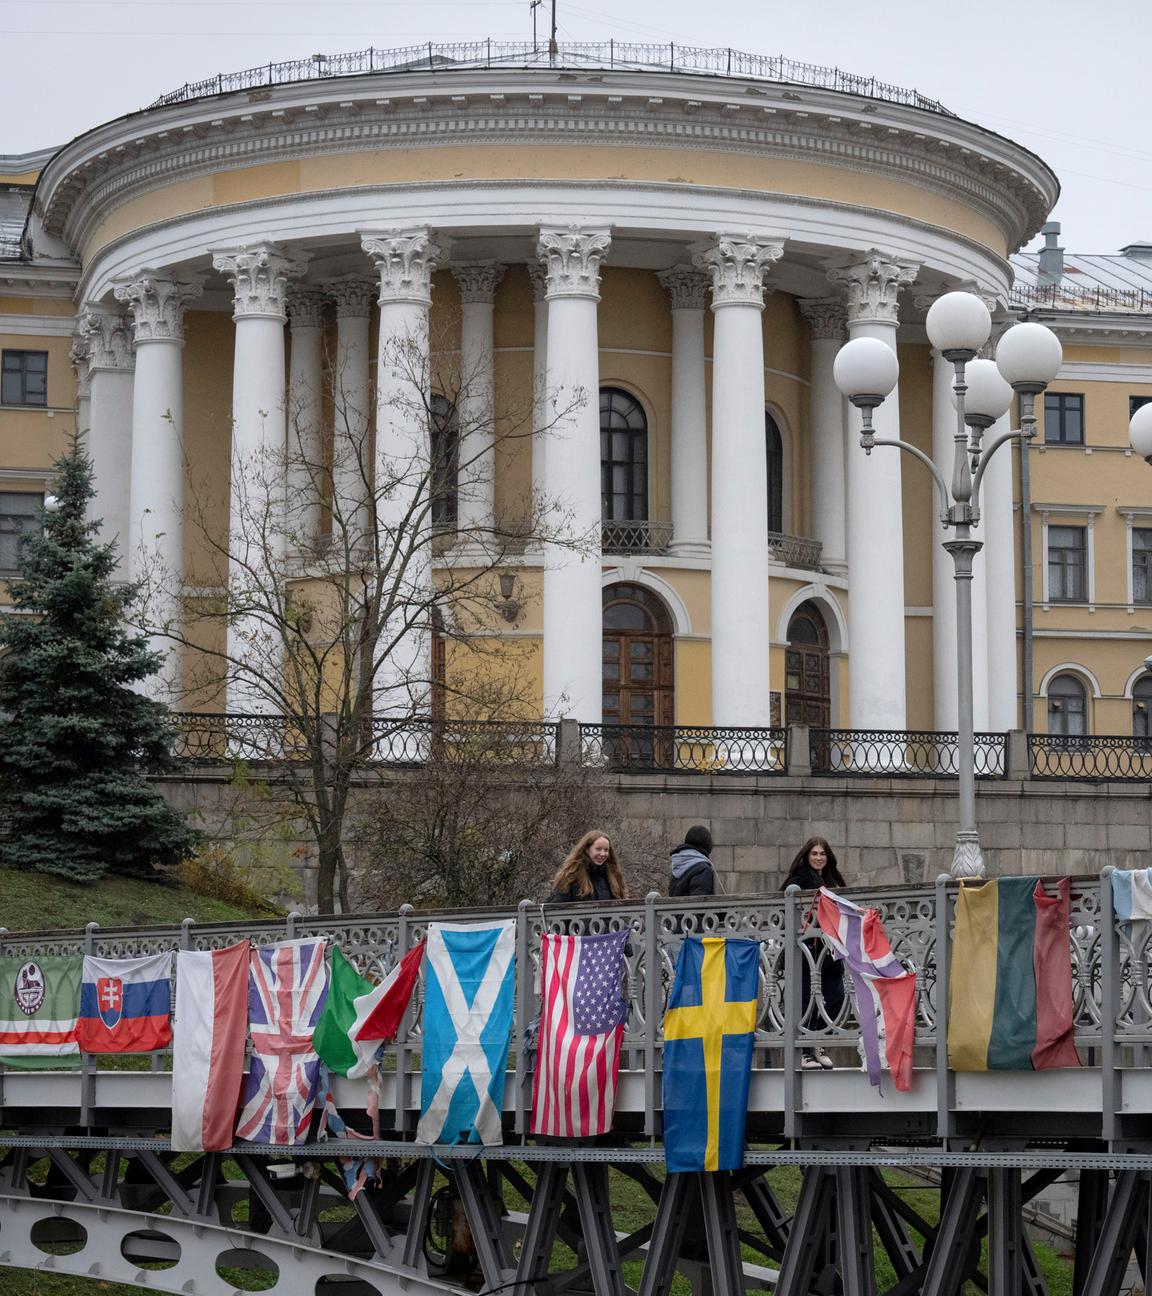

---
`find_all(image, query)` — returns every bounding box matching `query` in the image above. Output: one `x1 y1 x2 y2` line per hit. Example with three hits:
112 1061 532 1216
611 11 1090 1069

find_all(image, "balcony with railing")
601 520 674 555
767 531 823 571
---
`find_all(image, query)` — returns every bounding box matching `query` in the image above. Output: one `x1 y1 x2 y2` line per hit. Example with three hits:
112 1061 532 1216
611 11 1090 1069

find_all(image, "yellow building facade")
1 44 1148 738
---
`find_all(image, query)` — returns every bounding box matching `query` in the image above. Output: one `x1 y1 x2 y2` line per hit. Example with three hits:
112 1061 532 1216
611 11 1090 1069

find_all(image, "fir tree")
0 437 200 882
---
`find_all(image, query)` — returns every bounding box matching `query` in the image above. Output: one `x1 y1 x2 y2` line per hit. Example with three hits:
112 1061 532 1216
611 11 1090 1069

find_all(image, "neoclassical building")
2 44 1151 734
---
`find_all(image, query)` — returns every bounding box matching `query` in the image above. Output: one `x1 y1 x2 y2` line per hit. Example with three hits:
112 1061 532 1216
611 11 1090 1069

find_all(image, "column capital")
527 262 548 304
825 249 920 327
692 234 785 308
657 265 710 311
324 276 377 320
537 225 612 300
452 262 505 305
799 296 847 342
78 306 134 372
69 331 92 400
113 273 203 344
360 228 450 306
212 243 307 321
912 279 1001 317
286 285 329 330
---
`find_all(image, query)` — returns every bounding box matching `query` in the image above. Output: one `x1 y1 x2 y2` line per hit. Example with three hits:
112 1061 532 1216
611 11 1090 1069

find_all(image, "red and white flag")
531 929 629 1138
171 942 250 1152
346 941 425 1080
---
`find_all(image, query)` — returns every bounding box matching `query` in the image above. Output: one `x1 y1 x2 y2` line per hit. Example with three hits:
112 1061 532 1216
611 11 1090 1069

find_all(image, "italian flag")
947 877 1080 1072
314 942 424 1080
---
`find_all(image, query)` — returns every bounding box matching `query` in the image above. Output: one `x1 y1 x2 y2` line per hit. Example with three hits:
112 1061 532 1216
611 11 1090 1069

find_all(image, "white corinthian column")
324 277 376 551
537 225 611 722
657 265 711 559
826 249 920 733
114 273 202 697
452 262 504 537
799 298 848 576
77 306 134 569
362 228 449 719
212 243 306 715
528 264 549 527
693 234 785 727
285 286 327 554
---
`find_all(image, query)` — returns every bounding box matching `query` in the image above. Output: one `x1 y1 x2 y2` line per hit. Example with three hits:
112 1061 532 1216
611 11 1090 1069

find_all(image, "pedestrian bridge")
0 872 1149 1296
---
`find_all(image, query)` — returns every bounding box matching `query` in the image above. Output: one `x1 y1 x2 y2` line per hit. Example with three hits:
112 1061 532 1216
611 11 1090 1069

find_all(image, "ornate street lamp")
834 293 1062 878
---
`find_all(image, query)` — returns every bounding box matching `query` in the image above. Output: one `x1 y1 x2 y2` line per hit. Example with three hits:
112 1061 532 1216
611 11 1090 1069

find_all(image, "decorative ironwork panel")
601 520 674 555
811 728 1007 778
767 530 823 571
580 723 787 773
1030 734 1152 781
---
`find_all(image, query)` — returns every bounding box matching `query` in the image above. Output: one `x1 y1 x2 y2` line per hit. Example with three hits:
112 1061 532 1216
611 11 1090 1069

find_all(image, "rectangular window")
1135 528 1152 605
1 350 48 407
1048 524 1087 602
1132 395 1152 419
1043 392 1084 445
0 492 43 571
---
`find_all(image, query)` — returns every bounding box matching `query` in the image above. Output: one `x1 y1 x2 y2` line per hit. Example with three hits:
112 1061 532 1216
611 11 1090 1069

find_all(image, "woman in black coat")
547 830 628 903
783 837 847 1070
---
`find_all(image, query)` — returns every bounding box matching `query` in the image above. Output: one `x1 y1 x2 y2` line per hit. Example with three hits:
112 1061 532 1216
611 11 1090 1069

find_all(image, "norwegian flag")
235 938 329 1145
531 929 629 1138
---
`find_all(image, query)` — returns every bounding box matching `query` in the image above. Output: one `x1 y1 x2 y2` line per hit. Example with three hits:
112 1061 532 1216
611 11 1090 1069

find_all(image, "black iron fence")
580 723 787 773
810 729 1008 778
1029 734 1152 782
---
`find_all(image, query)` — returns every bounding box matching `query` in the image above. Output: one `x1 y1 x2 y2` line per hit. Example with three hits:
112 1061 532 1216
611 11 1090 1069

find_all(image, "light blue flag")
416 920 516 1146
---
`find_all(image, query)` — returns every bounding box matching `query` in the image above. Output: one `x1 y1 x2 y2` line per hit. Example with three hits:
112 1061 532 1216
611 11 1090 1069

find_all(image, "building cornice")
30 70 1055 259
0 261 80 296
1019 310 1152 347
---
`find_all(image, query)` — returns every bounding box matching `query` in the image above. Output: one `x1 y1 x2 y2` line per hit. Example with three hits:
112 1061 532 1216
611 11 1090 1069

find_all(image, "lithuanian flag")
947 877 1079 1072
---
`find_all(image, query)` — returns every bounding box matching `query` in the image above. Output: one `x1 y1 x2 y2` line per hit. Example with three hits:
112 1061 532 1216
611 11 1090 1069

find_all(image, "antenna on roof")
530 0 542 53
549 0 558 61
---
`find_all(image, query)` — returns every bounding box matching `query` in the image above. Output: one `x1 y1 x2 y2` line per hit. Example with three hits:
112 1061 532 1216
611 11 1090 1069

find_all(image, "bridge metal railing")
0 871 1133 1138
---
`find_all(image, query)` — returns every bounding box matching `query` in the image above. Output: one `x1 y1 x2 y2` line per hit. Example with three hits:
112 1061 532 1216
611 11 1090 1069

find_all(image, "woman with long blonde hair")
547 830 628 903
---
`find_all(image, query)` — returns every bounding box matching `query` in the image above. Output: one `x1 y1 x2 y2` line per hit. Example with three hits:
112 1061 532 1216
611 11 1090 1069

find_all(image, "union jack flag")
531 929 629 1138
235 938 329 1145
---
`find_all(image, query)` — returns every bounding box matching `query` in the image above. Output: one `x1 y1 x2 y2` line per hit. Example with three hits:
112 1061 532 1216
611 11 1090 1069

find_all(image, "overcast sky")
3 0 1147 255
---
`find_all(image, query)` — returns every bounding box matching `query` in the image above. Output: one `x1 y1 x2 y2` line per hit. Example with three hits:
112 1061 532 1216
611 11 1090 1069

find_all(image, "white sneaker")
801 1051 824 1070
812 1048 835 1071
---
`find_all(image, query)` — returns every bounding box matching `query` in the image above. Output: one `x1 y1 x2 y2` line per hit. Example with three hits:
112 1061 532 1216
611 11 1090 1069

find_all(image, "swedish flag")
662 937 760 1172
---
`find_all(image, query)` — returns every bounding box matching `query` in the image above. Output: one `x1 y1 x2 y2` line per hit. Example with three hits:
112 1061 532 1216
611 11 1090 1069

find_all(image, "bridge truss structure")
2 869 1152 1296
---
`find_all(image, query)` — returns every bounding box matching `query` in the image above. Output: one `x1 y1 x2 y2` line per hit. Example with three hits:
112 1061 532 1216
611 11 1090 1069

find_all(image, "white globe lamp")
925 291 992 357
995 322 1063 391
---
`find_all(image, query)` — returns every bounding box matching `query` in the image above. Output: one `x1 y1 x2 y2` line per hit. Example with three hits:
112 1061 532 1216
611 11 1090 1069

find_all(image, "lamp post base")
951 833 985 879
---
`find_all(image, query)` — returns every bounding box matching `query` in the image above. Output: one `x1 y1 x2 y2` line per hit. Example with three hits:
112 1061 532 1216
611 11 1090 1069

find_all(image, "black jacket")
547 865 617 904
782 862 846 892
668 846 715 898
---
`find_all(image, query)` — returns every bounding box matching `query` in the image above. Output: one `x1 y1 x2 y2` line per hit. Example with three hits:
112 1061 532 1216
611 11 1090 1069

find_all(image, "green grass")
0 867 275 934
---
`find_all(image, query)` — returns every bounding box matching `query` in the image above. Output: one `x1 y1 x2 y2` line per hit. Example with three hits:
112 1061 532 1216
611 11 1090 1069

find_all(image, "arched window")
600 388 648 522
1134 676 1152 738
430 395 458 529
1048 673 1088 737
766 413 784 534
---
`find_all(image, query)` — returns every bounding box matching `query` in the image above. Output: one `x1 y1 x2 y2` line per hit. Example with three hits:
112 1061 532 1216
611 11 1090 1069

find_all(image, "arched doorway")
602 583 674 728
785 601 830 726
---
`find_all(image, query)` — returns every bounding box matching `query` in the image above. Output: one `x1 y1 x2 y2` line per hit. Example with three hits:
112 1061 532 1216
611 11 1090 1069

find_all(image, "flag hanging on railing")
171 941 251 1153
235 938 329 1145
77 952 172 1054
0 956 81 1065
313 942 424 1081
662 936 759 1172
1111 869 1152 926
531 928 629 1138
815 888 916 1092
948 877 1080 1072
417 920 515 1146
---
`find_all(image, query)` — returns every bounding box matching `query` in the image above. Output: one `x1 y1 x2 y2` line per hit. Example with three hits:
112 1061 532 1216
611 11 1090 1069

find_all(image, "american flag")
234 938 329 1145
531 929 629 1138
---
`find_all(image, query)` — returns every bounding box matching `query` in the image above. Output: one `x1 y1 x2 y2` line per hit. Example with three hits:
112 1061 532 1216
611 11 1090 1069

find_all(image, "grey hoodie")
669 846 714 897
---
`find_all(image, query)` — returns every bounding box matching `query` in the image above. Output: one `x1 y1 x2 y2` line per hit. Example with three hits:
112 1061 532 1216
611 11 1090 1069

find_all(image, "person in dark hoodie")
668 825 715 897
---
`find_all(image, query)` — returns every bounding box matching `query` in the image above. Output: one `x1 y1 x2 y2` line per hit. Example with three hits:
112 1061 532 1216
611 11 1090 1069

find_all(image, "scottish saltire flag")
662 937 759 1173
1112 869 1152 927
417 920 515 1147
0 956 81 1063
948 878 1080 1072
77 952 172 1053
172 942 250 1153
815 889 916 1092
531 929 629 1137
235 938 329 1145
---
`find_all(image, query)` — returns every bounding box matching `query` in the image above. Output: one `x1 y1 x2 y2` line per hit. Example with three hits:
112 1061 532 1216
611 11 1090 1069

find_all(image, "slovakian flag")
235 938 329 1145
815 888 917 1092
171 942 250 1153
0 955 81 1063
948 877 1080 1072
314 944 423 1080
77 952 172 1053
531 929 629 1138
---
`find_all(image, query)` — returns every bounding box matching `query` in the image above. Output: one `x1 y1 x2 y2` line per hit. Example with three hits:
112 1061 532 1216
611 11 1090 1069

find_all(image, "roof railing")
1011 281 1152 314
147 41 954 116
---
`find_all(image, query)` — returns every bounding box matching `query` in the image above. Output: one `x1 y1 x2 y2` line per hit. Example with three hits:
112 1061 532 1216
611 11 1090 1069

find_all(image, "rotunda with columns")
18 45 1060 730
